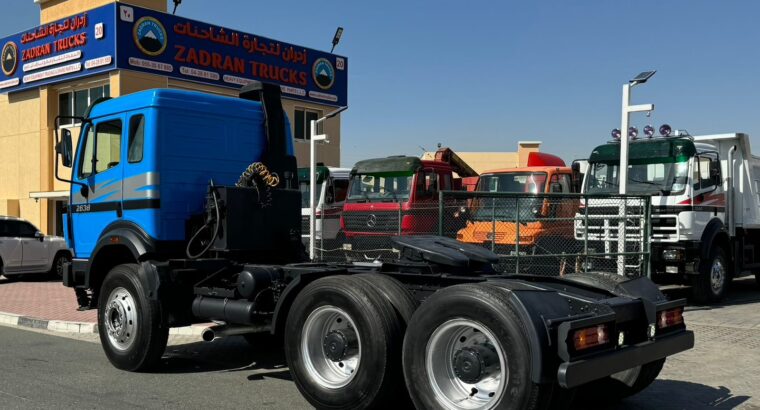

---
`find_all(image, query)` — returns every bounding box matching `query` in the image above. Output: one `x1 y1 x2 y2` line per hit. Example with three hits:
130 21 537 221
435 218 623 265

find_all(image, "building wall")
0 0 342 234
39 0 166 23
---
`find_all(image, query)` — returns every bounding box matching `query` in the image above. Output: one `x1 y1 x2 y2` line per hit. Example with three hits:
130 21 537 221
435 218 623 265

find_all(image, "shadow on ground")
576 380 753 410
0 273 60 284
154 335 292 381
675 277 760 313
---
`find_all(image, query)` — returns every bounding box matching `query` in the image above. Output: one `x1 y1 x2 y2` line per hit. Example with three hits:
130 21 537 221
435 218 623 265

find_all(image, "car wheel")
403 283 555 410
98 263 169 371
574 358 665 404
50 252 71 279
692 246 730 303
284 276 406 409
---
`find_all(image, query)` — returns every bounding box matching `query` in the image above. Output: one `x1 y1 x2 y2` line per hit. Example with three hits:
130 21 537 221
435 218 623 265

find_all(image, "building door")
69 116 125 258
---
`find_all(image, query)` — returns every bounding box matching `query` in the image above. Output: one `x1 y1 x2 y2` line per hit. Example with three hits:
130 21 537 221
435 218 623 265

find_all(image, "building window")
294 107 322 140
59 84 110 126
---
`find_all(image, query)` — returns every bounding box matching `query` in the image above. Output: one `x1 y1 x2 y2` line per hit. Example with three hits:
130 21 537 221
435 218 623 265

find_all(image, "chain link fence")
306 192 651 277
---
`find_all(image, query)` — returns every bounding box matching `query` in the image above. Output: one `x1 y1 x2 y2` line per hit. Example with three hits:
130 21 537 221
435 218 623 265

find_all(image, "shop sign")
0 4 116 93
115 4 347 106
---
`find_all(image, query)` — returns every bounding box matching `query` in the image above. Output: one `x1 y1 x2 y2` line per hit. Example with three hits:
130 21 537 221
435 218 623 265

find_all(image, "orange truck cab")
456 153 579 270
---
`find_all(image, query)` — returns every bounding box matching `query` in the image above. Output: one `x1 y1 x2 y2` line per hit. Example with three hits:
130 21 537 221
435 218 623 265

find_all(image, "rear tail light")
573 324 610 351
340 216 345 230
658 307 684 329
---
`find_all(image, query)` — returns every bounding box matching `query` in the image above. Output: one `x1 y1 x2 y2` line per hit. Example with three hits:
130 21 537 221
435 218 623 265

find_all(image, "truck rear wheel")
402 283 554 410
284 276 407 409
574 358 665 404
692 247 730 303
97 263 169 371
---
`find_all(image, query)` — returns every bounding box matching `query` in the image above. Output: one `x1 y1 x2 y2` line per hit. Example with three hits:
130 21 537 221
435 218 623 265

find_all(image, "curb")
0 310 206 336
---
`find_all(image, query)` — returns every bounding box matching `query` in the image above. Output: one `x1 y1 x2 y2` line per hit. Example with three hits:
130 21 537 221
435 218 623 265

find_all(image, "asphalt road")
0 327 309 409
2 279 760 410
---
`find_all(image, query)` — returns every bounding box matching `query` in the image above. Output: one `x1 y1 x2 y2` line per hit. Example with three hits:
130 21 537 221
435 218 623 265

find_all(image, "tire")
97 263 169 371
352 273 418 324
284 276 406 409
402 283 555 410
691 246 730 303
49 252 71 279
574 358 665 404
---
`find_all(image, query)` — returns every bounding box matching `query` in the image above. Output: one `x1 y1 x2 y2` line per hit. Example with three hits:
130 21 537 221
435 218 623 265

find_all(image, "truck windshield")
347 173 413 202
585 160 689 195
300 182 323 208
477 172 547 193
469 173 548 223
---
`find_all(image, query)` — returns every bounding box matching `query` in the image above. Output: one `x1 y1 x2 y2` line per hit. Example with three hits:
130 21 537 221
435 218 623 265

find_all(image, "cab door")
18 220 49 271
0 220 23 273
70 116 125 258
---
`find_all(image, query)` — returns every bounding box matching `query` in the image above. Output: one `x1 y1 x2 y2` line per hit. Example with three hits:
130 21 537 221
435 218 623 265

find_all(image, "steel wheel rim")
710 258 726 293
301 305 361 389
104 286 138 351
426 319 507 410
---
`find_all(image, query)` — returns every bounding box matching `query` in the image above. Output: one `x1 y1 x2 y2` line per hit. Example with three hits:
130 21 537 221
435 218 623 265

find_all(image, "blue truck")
54 83 693 410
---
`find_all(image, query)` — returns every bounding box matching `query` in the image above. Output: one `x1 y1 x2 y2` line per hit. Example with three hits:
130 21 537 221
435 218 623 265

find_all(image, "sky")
3 1 760 167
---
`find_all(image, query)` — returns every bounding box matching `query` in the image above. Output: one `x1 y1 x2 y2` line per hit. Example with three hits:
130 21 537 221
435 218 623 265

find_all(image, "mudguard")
485 279 599 384
700 218 729 263
85 221 154 289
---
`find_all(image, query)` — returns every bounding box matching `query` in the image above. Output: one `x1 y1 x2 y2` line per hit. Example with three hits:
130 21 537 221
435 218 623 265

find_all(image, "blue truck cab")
56 86 294 292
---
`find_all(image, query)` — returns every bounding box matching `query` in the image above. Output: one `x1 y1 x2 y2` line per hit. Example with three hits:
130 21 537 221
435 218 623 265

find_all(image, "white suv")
0 216 72 278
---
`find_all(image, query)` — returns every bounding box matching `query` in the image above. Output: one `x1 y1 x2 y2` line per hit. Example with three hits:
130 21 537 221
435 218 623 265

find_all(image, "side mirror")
56 128 73 168
34 231 44 241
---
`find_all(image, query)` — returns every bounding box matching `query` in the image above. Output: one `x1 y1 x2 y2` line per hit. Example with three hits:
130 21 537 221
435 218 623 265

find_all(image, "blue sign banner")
0 4 117 93
114 4 348 106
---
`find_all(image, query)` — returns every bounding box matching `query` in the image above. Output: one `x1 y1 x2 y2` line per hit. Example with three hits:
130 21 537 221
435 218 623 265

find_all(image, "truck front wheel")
97 263 169 371
692 247 730 303
284 276 407 409
403 283 557 410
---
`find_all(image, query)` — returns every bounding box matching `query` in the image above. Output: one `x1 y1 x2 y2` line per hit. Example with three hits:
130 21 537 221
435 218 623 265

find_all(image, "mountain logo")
133 16 167 57
312 58 335 90
1 41 18 77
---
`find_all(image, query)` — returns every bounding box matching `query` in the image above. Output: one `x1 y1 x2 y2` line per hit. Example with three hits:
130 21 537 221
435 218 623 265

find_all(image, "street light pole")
616 71 656 276
309 106 348 261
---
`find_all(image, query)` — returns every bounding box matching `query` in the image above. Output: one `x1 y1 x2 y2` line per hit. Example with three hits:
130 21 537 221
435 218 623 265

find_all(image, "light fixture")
659 124 672 137
644 125 655 138
628 126 638 140
611 128 621 140
331 27 344 53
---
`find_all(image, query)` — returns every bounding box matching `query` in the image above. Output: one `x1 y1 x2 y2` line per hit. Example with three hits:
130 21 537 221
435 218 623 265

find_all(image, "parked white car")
0 216 72 278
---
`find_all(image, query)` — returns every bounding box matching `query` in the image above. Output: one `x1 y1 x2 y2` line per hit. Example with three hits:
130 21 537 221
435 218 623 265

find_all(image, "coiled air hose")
186 179 221 259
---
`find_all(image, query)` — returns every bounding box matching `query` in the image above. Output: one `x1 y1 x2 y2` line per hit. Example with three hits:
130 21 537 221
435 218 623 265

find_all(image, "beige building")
0 0 343 235
422 141 542 175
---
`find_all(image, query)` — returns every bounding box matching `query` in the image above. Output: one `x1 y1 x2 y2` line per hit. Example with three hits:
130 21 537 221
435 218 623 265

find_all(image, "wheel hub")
452 344 500 384
103 287 137 351
323 328 358 362
106 301 128 339
710 259 725 292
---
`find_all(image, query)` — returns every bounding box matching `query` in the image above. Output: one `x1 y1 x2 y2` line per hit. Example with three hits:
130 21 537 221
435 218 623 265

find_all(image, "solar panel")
630 71 656 83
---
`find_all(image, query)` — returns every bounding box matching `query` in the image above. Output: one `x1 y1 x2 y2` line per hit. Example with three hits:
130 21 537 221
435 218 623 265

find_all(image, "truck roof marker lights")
628 127 638 140
644 125 655 139
659 124 672 137
611 128 622 140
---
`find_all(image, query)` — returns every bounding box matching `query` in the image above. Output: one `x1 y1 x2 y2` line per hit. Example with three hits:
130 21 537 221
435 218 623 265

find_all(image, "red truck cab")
340 149 477 252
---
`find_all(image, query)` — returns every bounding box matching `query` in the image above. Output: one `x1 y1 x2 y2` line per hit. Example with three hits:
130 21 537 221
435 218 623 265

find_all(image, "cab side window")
694 154 720 191
79 120 122 178
128 115 145 163
333 179 349 202
549 174 571 193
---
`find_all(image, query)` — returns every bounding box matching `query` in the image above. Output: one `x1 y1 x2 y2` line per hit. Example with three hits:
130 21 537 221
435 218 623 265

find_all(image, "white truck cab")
0 216 72 278
299 166 350 241
579 131 760 302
